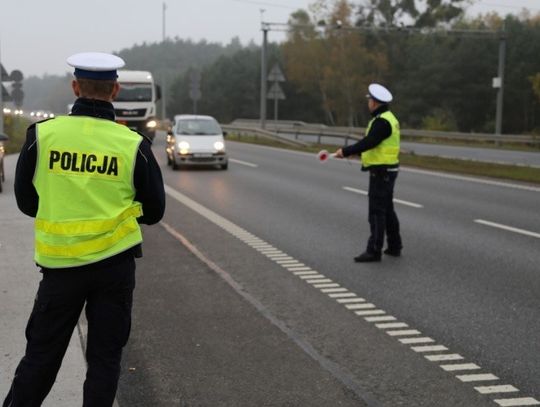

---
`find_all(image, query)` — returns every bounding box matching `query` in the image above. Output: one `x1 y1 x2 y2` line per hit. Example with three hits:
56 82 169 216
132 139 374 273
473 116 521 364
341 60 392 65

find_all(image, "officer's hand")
334 148 344 159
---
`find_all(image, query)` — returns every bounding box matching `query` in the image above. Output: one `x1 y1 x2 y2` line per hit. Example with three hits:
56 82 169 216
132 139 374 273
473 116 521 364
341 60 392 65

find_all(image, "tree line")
21 0 540 135
168 0 540 135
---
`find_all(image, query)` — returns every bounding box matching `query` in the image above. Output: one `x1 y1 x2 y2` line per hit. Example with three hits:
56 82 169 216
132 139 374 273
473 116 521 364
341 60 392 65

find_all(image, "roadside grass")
227 133 540 185
2 116 31 154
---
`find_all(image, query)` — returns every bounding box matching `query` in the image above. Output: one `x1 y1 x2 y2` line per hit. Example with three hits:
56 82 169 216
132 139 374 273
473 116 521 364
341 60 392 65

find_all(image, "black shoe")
354 252 381 263
383 248 401 257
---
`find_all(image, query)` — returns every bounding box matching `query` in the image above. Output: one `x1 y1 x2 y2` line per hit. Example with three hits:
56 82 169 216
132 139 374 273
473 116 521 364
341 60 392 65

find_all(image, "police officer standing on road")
334 83 402 263
4 52 165 406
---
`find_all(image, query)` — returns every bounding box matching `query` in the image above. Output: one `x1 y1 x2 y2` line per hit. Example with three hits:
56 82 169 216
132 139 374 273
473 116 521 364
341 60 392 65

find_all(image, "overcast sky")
1 0 539 78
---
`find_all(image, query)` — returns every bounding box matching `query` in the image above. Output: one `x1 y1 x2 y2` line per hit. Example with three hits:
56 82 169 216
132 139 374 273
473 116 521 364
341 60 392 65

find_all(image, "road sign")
190 70 201 84
1 64 9 81
267 82 285 100
189 87 202 101
267 64 285 82
10 70 23 82
189 69 201 102
1 85 11 102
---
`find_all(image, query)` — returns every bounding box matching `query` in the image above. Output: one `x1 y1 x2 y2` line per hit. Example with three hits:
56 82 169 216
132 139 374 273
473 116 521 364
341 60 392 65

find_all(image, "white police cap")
367 83 393 103
67 52 125 80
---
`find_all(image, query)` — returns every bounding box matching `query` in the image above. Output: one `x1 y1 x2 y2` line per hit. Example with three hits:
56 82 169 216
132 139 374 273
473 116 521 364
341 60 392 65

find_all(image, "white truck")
114 70 161 140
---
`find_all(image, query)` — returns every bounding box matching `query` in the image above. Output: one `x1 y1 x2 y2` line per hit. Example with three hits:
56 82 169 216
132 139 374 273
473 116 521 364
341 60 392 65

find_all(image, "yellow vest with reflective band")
33 115 143 268
361 110 400 168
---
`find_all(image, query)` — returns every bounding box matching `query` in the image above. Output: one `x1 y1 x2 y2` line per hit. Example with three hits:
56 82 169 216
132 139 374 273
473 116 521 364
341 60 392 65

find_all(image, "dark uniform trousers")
366 169 402 255
3 256 135 407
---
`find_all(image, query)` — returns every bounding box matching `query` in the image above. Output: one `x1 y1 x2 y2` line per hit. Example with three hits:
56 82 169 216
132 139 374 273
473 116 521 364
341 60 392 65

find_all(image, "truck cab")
114 70 161 140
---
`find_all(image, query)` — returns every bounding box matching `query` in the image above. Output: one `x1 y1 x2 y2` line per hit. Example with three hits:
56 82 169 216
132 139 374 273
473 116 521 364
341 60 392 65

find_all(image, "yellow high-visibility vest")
33 115 143 268
361 110 400 167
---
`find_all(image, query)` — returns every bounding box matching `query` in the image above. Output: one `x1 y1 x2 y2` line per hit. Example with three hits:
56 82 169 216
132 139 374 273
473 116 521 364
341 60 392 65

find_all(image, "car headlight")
214 141 225 151
146 120 157 129
178 141 190 155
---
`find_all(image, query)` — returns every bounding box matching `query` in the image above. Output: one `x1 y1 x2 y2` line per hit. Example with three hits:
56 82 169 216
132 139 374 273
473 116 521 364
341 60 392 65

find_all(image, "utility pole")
161 2 167 121
162 2 167 43
260 16 269 129
495 28 506 135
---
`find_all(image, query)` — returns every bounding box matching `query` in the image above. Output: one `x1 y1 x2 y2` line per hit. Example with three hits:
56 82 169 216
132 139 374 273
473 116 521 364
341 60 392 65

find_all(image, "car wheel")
172 159 180 170
220 163 228 170
166 152 172 166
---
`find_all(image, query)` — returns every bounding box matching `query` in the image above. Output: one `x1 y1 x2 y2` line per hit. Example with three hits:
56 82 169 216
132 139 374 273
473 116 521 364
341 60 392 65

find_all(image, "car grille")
190 156 216 162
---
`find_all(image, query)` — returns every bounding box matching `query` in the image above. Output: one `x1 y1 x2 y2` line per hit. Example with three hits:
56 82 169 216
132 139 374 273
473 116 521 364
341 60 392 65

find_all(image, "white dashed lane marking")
475 385 519 394
229 158 258 167
343 186 424 208
475 219 540 239
165 184 540 406
495 398 540 407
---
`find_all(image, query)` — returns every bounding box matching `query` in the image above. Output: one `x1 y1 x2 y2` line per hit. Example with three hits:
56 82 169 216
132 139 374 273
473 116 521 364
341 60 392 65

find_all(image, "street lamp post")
161 2 167 122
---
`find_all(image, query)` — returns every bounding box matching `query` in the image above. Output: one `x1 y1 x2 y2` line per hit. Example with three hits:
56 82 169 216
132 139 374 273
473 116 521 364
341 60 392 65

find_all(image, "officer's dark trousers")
3 256 135 407
366 169 402 255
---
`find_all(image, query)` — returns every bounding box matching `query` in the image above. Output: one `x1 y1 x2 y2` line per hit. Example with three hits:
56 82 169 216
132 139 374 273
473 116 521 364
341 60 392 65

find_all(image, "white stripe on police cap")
368 83 393 103
67 52 125 80
67 52 125 71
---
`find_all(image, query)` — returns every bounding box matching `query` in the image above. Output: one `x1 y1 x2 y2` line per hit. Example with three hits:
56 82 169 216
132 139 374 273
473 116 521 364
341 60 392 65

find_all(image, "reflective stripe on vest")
361 110 400 167
33 115 143 268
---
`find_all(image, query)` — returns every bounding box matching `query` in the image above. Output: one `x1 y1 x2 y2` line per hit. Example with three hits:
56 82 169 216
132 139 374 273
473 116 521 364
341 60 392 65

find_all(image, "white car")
166 115 228 170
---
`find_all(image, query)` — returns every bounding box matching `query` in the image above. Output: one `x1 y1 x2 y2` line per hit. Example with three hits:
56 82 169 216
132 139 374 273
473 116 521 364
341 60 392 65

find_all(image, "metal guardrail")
230 119 540 147
221 124 309 148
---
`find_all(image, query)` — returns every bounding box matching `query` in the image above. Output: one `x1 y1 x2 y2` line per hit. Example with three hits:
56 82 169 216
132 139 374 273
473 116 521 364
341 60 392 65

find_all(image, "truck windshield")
116 83 152 102
176 119 222 135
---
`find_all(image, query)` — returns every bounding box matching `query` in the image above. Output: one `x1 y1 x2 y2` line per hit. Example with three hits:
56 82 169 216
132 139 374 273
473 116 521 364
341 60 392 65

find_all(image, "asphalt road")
118 134 539 406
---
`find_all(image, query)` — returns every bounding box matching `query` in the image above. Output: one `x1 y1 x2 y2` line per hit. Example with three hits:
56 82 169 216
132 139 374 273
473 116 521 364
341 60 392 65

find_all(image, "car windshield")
116 83 152 102
176 119 221 135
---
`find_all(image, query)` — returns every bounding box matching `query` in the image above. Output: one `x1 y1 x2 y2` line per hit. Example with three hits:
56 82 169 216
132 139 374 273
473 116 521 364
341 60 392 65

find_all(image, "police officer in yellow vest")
4 53 165 406
334 83 402 263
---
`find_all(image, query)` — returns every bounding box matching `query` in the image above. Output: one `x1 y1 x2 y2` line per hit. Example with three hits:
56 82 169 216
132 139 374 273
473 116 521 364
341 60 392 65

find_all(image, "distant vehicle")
114 70 161 140
0 133 8 193
30 111 55 119
166 115 228 170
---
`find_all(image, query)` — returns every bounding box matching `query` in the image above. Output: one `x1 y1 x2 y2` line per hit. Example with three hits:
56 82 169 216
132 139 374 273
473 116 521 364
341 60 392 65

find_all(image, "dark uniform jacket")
341 104 399 171
14 97 166 268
